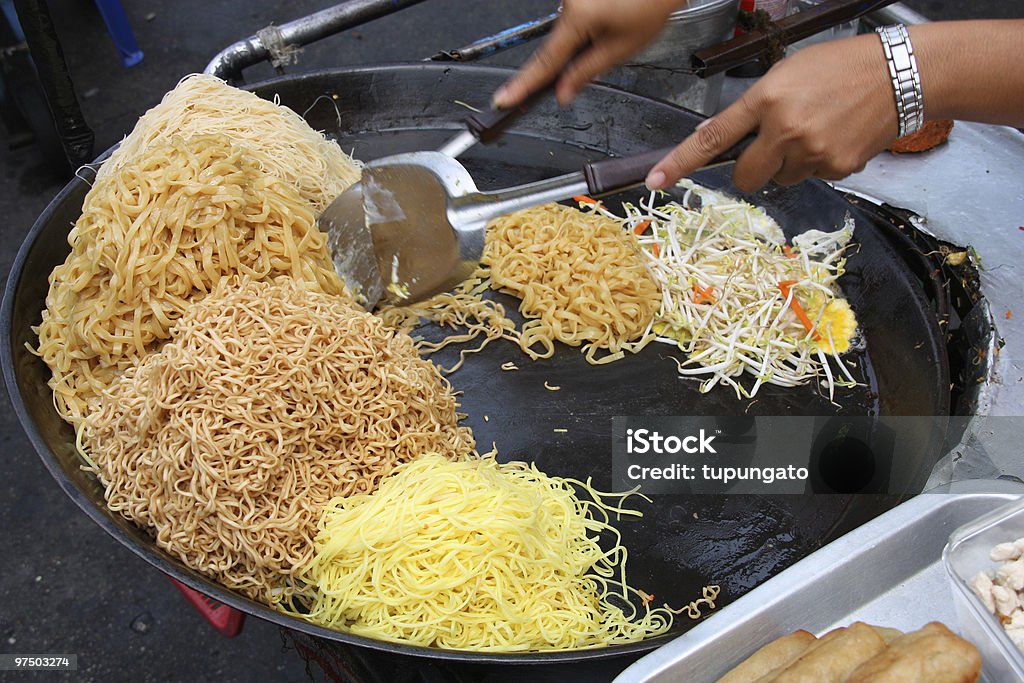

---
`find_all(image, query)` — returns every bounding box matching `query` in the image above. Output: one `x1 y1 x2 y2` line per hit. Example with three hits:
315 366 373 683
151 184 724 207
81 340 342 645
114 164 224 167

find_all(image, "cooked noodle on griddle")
384 204 662 368
377 277 520 373
81 276 474 604
289 454 672 650
34 134 346 426
97 74 360 212
483 203 661 364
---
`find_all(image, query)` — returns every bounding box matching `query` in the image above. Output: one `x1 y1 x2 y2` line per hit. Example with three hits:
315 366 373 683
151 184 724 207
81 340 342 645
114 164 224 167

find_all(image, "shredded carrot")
641 592 655 607
783 245 797 258
778 280 820 341
633 220 651 236
652 244 660 258
573 195 604 209
692 283 716 305
1007 309 1013 320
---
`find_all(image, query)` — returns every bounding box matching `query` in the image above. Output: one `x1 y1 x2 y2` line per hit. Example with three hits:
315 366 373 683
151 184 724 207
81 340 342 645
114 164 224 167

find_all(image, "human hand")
493 0 682 109
646 34 899 193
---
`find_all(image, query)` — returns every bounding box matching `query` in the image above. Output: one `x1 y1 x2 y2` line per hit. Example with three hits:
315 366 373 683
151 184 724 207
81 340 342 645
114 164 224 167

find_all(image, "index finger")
492 19 587 109
645 97 761 190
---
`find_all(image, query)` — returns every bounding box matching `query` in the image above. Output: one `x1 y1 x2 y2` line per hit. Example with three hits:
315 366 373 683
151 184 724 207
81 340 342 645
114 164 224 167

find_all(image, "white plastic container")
943 498 1024 682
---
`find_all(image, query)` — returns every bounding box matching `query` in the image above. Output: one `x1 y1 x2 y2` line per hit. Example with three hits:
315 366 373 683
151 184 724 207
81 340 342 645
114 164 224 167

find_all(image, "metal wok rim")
1 62 949 665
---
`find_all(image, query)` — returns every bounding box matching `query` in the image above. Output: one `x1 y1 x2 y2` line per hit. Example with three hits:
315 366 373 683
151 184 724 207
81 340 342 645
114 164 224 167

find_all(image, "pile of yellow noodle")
36 134 345 425
34 74 361 427
290 454 672 650
393 203 661 367
81 277 474 604
97 74 360 213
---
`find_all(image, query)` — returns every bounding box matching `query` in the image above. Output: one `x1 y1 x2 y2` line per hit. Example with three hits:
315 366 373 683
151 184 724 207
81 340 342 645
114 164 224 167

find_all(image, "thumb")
646 100 760 190
493 20 586 109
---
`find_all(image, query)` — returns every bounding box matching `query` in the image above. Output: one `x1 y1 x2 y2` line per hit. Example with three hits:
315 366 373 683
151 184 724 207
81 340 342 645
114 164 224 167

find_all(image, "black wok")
1 64 950 667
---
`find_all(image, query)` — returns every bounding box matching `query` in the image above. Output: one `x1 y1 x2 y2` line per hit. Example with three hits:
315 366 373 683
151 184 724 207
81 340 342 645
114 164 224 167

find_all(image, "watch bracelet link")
875 24 924 138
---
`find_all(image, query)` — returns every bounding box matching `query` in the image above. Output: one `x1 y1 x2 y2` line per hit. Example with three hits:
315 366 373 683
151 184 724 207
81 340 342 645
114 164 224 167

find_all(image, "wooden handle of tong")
582 133 756 195
464 46 588 144
464 73 562 144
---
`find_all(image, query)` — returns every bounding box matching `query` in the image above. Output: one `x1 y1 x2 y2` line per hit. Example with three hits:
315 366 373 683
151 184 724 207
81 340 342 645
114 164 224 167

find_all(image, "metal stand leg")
11 0 94 169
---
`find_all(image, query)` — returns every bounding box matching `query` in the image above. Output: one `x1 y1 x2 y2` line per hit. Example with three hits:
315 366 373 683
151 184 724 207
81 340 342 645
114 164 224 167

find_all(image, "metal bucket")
600 0 740 115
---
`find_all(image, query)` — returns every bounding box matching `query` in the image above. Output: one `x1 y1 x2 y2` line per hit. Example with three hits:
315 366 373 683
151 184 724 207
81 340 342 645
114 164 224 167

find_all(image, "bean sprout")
613 182 860 400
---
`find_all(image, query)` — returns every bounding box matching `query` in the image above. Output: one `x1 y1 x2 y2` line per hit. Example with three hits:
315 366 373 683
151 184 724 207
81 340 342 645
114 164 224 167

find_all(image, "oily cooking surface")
4 65 949 660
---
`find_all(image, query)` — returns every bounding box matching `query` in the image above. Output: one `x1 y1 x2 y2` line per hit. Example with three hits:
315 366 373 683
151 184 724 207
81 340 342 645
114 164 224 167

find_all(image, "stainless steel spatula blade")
322 181 386 308
366 153 487 306
320 152 486 309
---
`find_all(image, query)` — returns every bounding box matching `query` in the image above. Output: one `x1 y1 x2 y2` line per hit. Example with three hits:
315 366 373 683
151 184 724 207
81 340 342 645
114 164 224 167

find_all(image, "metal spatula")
321 109 750 308
322 93 550 307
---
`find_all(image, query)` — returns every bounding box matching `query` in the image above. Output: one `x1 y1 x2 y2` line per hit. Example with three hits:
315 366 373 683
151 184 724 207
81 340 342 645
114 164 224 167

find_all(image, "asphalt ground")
1 1 1020 681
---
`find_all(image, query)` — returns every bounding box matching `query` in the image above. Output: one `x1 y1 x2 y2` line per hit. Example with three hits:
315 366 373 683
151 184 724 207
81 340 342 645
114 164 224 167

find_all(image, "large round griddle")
2 65 950 666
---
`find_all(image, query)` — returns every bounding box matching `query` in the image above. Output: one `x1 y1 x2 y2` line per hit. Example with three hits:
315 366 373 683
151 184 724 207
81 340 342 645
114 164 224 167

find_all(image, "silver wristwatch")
876 24 924 138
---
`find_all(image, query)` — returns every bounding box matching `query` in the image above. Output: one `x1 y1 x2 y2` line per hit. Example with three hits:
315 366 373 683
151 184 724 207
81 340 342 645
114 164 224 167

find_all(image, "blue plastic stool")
1 0 23 40
93 0 143 68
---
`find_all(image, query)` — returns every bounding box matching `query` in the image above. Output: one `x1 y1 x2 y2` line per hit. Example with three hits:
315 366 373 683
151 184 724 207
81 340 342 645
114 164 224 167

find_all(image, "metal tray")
615 481 1024 683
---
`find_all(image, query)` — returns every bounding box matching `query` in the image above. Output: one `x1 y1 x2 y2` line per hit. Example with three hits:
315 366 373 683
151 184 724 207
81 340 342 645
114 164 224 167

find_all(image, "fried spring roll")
715 631 817 683
845 622 982 683
869 626 904 645
758 622 886 683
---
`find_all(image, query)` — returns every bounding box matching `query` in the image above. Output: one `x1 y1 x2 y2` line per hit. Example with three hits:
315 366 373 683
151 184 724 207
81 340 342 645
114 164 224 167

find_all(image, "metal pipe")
204 0 430 83
860 2 928 27
428 12 557 62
